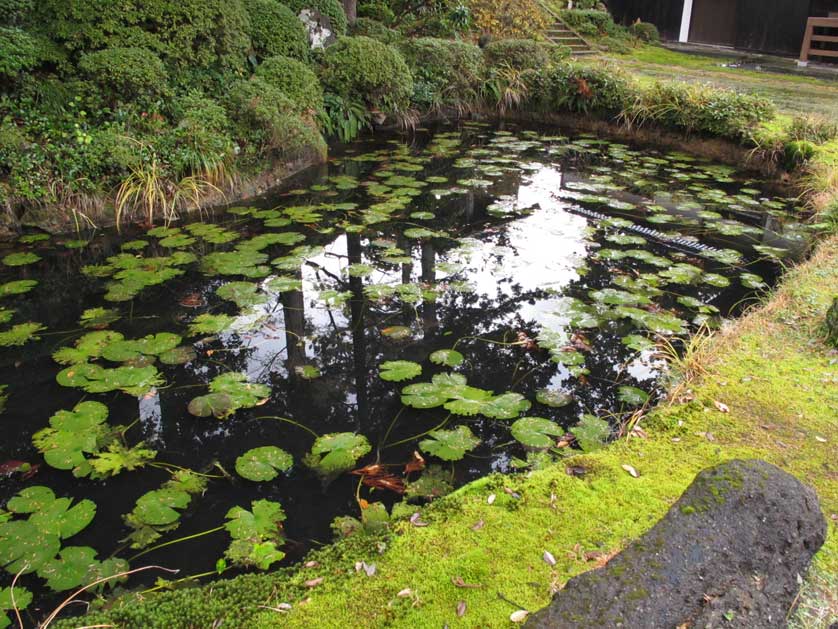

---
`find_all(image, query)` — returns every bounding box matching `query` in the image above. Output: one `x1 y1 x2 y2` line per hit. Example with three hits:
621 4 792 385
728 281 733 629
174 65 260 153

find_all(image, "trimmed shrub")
349 17 402 44
470 0 550 39
0 27 39 81
244 0 310 61
282 0 348 35
624 82 776 139
1 0 32 24
399 38 483 108
320 36 413 113
528 62 631 115
254 55 324 115
78 47 167 99
560 9 619 38
357 0 395 24
34 0 251 73
629 21 660 43
598 36 633 54
484 39 549 71
226 77 325 157
166 93 235 177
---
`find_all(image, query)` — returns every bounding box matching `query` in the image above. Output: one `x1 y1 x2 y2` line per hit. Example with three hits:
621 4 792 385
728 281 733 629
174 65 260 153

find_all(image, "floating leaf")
617 386 650 407
79 307 121 329
132 488 191 526
740 273 767 289
0 280 37 298
294 365 321 379
0 322 45 347
0 520 60 575
216 282 268 308
381 326 412 340
304 433 371 478
188 313 236 336
37 546 99 591
379 361 422 382
32 401 110 472
2 252 41 267
236 447 293 482
573 415 611 452
510 417 564 449
419 425 480 461
535 389 572 408
224 500 286 570
429 349 464 367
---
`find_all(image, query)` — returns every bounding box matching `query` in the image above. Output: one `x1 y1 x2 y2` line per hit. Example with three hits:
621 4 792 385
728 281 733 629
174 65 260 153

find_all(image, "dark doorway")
690 0 737 46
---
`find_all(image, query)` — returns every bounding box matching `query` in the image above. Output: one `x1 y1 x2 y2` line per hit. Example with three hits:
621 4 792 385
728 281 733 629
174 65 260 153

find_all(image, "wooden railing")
799 17 838 64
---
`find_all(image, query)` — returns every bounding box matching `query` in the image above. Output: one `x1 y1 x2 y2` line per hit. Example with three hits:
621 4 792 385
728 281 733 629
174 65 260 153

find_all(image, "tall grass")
655 324 716 402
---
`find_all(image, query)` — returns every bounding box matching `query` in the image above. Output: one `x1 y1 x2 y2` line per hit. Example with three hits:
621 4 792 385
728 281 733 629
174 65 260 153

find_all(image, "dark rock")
527 460 826 628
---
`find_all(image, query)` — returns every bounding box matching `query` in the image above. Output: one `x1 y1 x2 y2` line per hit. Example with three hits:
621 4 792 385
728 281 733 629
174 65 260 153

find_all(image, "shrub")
789 115 838 145
320 36 413 113
282 0 348 35
629 21 660 43
34 0 252 73
1 0 32 24
226 77 325 158
484 39 549 71
623 82 776 139
528 61 632 115
0 27 39 81
357 0 395 23
598 36 633 54
560 9 622 38
350 17 402 44
254 55 324 115
470 0 550 39
245 0 310 61
399 38 483 109
166 93 235 178
78 47 168 99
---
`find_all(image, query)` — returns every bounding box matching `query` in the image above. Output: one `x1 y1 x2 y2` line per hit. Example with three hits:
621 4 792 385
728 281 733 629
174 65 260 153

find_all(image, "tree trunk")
343 0 357 24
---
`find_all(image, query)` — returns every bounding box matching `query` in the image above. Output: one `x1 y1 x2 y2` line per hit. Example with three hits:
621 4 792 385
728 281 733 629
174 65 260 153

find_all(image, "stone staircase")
541 5 596 57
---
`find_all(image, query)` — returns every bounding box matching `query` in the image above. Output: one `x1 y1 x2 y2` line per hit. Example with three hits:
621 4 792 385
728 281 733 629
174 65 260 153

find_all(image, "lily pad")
510 417 564 449
419 425 480 461
429 349 464 367
617 386 650 406
535 389 572 408
0 520 60 575
236 446 293 482
0 280 38 298
573 415 611 452
0 322 45 347
404 465 453 500
379 360 422 382
188 313 237 336
2 252 41 267
304 432 371 478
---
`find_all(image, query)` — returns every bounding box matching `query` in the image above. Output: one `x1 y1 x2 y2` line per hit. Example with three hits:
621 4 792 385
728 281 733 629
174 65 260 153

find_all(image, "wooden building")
607 0 838 57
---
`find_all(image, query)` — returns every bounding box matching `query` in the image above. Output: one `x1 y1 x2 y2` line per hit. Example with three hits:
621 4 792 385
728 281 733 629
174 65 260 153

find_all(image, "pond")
0 123 810 621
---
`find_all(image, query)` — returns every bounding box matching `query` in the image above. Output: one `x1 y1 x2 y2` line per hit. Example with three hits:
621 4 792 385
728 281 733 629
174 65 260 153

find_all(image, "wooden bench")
799 16 838 65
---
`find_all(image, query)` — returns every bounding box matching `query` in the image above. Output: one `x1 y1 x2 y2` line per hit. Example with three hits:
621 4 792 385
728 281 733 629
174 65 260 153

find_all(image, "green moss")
680 505 696 515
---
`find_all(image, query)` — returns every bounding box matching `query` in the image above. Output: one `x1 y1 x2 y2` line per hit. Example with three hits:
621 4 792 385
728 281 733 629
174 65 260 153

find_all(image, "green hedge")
0 27 39 81
527 62 632 115
349 17 402 44
629 22 660 43
33 0 252 73
320 36 413 113
78 46 168 99
244 0 310 61
399 37 483 109
560 9 620 38
254 55 324 115
282 0 348 35
483 38 551 71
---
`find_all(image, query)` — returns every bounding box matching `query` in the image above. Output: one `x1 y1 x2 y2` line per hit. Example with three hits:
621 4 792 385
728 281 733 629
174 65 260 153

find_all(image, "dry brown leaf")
304 560 319 568
451 576 481 589
621 464 639 478
404 451 426 474
397 588 413 598
510 610 529 623
456 601 467 617
713 400 730 413
471 519 485 531
304 577 323 588
409 512 428 527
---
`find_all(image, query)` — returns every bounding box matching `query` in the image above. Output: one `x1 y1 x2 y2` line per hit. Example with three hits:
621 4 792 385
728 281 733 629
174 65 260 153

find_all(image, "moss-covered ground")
58 235 837 628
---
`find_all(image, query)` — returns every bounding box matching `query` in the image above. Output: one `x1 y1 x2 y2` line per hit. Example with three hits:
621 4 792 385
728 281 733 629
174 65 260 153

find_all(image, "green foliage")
254 55 324 115
401 373 531 419
560 9 620 38
825 297 838 347
399 38 483 110
319 93 371 142
320 36 413 114
236 446 294 481
188 372 270 419
0 322 45 346
349 17 402 44
244 0 309 61
429 349 464 367
357 0 395 24
419 425 480 461
528 61 632 115
124 471 207 548
78 47 167 101
572 414 611 452
167 92 235 178
598 35 633 54
283 0 348 35
510 417 564 449
0 27 39 81
623 81 776 140
35 0 251 73
379 360 422 382
483 39 549 72
224 500 286 569
629 21 660 43
1 586 32 629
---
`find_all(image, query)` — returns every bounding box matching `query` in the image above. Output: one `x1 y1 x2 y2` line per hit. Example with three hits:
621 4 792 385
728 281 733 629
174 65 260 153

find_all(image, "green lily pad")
429 349 464 367
0 586 32 613
0 322 45 347
32 401 110 472
187 392 235 419
573 414 611 452
617 386 650 406
2 252 41 267
28 497 96 539
79 307 121 329
304 432 371 478
510 417 564 449
419 425 480 461
216 282 268 308
294 365 321 379
158 346 197 365
132 488 191 526
740 273 767 289
0 520 60 575
481 392 531 419
188 313 237 336
0 280 38 298
379 360 422 382
404 464 453 500
236 446 293 482
37 546 98 591
535 389 573 408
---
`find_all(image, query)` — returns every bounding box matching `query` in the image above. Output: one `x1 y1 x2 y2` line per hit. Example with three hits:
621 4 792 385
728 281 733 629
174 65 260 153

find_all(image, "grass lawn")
608 46 838 119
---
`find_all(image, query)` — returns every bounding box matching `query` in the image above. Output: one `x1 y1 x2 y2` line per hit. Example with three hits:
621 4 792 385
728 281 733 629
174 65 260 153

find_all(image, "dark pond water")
0 123 810 621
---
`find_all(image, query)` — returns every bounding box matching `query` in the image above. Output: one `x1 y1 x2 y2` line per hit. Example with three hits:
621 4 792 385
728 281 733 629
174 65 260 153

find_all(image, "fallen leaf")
457 600 467 617
404 451 426 474
397 588 413 597
471 519 485 531
304 577 323 587
410 512 428 527
304 561 319 568
487 493 496 505
503 487 521 500
565 465 587 478
510 610 529 623
713 400 729 413
542 550 557 566
815 436 827 443
451 576 481 589
621 464 639 478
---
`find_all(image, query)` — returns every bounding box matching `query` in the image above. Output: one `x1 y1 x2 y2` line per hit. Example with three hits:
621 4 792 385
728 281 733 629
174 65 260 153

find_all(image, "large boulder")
527 459 826 628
